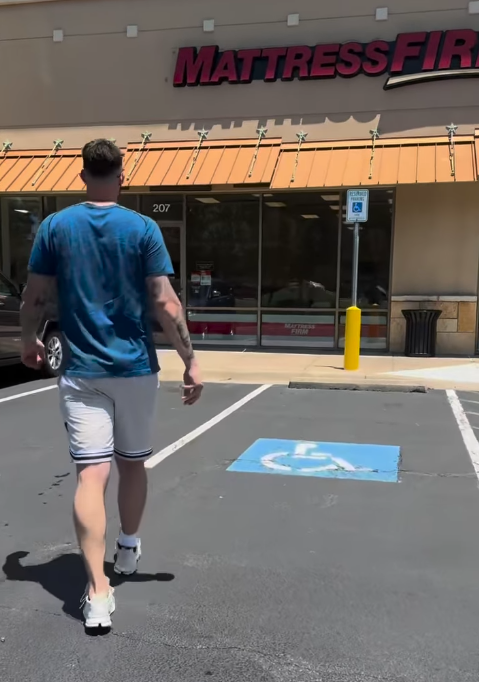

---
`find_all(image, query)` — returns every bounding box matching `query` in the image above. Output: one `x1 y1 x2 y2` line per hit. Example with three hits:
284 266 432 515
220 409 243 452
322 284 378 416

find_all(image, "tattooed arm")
147 275 203 404
20 273 55 368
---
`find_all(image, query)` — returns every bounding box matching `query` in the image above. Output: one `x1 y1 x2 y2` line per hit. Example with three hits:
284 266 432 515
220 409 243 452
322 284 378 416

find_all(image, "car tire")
42 329 65 378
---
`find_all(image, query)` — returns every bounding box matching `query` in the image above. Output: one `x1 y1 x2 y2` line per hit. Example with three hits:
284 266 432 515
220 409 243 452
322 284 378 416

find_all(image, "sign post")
344 190 369 371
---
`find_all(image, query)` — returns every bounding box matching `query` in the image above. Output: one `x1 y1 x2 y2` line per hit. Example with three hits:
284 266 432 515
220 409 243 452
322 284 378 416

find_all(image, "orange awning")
124 138 282 188
0 149 84 193
271 136 477 189
0 135 476 193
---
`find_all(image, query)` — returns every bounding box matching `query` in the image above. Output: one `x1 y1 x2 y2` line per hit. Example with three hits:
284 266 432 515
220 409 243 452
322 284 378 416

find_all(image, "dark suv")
0 270 65 378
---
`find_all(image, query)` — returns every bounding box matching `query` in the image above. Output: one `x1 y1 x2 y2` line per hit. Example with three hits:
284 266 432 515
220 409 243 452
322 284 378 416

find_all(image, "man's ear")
80 169 86 185
119 171 125 187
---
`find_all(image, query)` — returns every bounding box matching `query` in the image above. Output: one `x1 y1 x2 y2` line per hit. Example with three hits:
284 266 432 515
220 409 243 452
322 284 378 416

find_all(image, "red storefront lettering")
438 29 477 70
173 46 217 86
262 47 288 81
282 46 313 80
336 42 363 77
210 50 239 84
237 48 262 82
310 44 340 77
422 31 442 71
390 32 427 73
174 30 479 88
362 40 389 75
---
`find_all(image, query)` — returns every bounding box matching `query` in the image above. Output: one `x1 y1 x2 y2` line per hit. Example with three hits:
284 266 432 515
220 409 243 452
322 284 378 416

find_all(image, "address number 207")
153 204 171 213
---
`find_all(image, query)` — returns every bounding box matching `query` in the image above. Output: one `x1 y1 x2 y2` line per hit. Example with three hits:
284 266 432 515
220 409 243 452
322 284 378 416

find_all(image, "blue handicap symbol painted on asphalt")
228 439 399 482
352 201 363 213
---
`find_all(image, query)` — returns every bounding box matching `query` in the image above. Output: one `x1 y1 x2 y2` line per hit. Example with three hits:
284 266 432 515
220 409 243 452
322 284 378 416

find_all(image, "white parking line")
0 384 57 404
446 389 479 480
146 384 271 469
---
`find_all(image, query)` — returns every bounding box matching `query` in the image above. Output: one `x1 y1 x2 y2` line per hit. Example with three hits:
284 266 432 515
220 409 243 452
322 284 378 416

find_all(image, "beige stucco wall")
0 0 476 147
392 184 479 297
390 183 479 355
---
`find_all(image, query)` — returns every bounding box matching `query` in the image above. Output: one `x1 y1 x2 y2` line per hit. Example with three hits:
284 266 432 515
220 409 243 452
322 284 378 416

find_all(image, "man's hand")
147 275 204 405
21 338 46 369
182 361 203 406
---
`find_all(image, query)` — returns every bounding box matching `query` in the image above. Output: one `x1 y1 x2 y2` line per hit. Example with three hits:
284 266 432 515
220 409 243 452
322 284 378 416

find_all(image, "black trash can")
402 309 442 357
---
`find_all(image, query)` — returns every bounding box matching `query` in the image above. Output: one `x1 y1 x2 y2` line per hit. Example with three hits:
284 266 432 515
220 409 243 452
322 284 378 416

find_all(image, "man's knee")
116 458 146 477
76 462 111 487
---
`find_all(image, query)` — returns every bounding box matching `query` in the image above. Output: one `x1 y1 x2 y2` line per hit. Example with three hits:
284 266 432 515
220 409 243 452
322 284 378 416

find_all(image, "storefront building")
0 0 478 353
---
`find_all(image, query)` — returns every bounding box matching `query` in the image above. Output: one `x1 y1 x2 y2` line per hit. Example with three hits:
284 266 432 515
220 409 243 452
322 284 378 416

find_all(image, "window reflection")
339 312 388 350
186 195 259 308
160 225 181 298
339 190 392 309
187 310 258 346
9 197 42 287
261 193 339 309
56 195 84 211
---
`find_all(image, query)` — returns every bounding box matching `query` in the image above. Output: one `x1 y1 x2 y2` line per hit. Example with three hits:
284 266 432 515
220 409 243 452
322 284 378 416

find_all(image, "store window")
57 195 84 211
261 193 339 309
338 311 388 351
186 195 259 308
9 197 42 288
185 194 259 345
118 192 138 210
187 310 258 346
339 190 393 310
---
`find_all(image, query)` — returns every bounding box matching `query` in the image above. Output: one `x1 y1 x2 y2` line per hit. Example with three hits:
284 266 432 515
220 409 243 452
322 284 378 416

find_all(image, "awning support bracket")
126 131 152 182
446 123 458 178
31 139 63 187
1 140 12 156
186 128 209 180
368 128 379 180
291 131 308 183
248 126 268 178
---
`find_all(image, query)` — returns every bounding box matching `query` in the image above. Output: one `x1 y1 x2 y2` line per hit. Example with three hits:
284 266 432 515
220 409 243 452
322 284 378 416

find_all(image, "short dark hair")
82 139 123 178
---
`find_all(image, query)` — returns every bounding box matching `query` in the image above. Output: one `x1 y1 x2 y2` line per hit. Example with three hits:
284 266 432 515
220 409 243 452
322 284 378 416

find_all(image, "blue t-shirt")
28 202 174 378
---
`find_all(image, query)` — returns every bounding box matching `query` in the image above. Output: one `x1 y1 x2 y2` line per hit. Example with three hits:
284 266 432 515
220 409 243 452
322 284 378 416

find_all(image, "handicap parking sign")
347 189 369 222
228 439 399 482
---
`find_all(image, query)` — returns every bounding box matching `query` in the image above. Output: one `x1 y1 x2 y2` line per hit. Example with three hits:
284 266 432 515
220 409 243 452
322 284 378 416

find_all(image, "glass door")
152 220 185 346
160 223 183 300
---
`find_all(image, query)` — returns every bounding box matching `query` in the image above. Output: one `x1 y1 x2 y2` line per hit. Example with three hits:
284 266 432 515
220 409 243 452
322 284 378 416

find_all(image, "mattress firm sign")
173 30 479 90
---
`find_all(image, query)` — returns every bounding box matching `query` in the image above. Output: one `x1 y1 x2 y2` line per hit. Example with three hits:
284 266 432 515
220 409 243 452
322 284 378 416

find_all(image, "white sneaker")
114 539 142 575
82 587 115 628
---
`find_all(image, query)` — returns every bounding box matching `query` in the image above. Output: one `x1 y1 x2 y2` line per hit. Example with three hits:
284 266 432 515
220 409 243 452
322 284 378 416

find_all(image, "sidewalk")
157 349 479 391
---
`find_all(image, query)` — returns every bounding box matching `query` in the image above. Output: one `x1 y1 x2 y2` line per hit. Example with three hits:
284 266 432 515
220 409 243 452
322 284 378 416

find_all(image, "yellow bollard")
344 306 361 371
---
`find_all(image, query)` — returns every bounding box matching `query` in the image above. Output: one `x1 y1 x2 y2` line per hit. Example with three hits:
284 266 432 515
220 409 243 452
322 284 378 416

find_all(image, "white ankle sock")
118 531 138 548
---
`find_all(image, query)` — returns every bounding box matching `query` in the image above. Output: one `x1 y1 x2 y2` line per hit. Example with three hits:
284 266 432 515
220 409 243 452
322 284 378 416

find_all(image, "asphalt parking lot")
1 374 479 682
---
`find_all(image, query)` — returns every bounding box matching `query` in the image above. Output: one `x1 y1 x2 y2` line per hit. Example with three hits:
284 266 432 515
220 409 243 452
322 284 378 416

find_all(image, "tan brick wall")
390 299 477 356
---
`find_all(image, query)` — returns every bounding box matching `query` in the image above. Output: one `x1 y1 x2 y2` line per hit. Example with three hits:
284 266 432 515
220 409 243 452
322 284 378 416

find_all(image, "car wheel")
43 329 64 378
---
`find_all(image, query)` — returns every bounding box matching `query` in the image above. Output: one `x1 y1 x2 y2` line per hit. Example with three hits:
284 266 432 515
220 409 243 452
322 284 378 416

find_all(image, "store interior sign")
173 30 479 90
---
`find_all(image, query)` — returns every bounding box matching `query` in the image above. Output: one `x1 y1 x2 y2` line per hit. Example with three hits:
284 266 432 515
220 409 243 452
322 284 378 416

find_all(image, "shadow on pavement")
2 550 175 623
0 365 40 390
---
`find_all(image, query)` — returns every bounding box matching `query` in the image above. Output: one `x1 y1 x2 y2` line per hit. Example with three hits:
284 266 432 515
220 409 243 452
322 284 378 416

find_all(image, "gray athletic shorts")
59 374 159 465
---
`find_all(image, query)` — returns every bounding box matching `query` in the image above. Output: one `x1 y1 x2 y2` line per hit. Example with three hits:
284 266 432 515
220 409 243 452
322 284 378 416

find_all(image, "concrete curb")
288 382 428 393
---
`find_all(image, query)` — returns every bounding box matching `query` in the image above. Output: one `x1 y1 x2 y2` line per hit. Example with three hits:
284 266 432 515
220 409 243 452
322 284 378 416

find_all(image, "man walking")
20 139 203 628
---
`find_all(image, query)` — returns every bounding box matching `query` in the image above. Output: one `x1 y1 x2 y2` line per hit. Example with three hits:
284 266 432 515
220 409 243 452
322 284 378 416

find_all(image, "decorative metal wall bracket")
291 131 308 183
186 128 209 179
126 131 152 182
248 126 268 178
0 140 12 156
446 123 458 178
368 128 379 180
31 139 63 187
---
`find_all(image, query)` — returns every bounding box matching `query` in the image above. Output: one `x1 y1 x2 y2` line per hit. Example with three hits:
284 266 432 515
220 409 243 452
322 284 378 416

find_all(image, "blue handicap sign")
228 439 399 482
352 201 363 213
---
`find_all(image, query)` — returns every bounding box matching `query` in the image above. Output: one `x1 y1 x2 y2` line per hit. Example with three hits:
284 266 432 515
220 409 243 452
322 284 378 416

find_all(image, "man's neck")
85 200 117 206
